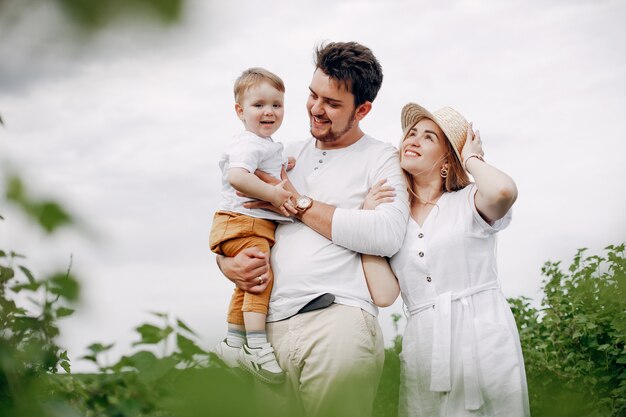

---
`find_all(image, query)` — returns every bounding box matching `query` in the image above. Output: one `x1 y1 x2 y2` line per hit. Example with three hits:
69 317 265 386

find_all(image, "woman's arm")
361 254 400 307
361 179 401 307
461 126 518 222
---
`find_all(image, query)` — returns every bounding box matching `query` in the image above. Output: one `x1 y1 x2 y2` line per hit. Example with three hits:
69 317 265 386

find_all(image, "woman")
362 103 530 417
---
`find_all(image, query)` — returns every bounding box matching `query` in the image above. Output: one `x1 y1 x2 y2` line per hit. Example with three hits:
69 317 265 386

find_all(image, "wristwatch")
295 195 313 213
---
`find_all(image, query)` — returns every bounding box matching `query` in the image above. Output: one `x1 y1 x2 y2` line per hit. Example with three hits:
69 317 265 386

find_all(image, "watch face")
297 196 311 209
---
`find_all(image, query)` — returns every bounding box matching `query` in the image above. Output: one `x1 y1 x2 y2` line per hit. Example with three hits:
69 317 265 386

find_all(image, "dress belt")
406 280 500 411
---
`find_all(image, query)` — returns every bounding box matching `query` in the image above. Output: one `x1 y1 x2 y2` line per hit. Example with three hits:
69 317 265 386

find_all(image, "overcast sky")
1 0 625 372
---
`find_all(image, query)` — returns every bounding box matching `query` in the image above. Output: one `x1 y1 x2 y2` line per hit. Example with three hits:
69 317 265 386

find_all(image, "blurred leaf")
126 350 158 372
176 318 196 335
134 323 172 345
6 175 25 201
150 311 169 319
0 265 15 282
18 265 36 283
49 272 80 301
56 307 76 318
57 0 184 29
34 201 73 233
60 360 71 373
177 334 204 357
5 176 73 233
11 281 42 293
87 342 115 354
80 354 98 363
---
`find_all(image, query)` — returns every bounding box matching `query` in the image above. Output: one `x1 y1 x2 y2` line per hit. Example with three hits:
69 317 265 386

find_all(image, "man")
217 41 409 417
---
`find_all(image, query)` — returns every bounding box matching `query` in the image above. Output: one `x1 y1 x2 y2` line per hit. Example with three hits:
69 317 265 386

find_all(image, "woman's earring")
440 166 449 178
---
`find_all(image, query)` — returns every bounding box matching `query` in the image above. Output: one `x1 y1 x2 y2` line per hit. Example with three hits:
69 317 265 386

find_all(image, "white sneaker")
212 339 241 368
237 343 285 384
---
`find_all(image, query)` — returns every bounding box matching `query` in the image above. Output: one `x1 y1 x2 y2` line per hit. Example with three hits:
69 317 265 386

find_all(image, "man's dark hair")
314 41 383 107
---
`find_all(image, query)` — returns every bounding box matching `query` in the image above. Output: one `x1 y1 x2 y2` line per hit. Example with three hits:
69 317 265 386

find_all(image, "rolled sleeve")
331 148 410 256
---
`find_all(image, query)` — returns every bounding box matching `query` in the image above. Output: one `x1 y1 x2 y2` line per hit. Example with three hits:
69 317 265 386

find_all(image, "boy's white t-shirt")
218 130 291 223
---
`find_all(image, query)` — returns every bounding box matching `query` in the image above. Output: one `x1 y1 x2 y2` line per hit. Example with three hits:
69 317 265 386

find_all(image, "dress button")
322 151 327 155
314 167 318 170
319 159 323 163
426 276 432 282
418 251 424 257
418 233 424 238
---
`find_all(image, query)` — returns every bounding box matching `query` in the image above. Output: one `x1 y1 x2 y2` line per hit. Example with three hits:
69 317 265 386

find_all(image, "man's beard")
310 110 356 143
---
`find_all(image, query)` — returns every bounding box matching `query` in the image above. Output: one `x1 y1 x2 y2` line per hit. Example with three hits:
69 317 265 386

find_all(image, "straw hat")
401 103 469 164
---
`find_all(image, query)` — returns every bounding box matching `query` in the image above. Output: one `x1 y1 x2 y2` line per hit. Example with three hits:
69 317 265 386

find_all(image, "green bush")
509 244 626 417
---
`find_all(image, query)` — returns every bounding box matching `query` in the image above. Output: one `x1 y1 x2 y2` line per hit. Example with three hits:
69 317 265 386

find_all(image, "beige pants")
267 304 385 417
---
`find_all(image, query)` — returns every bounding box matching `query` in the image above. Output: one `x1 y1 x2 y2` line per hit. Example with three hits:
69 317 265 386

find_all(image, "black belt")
297 293 335 315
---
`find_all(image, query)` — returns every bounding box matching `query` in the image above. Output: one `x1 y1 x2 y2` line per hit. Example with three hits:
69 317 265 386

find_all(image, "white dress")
389 185 530 417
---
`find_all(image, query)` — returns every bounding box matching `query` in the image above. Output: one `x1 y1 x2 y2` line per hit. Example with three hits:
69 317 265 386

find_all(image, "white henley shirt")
267 135 410 321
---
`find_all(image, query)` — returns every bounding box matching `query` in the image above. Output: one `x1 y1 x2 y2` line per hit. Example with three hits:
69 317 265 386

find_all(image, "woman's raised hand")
461 123 485 164
363 178 396 210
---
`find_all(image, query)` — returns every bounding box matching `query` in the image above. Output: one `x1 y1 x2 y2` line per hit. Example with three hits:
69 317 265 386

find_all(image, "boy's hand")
271 180 297 216
241 168 298 215
363 178 396 210
286 156 296 171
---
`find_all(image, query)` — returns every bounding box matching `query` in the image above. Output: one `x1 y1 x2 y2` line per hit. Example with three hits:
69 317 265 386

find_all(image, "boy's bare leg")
243 311 266 332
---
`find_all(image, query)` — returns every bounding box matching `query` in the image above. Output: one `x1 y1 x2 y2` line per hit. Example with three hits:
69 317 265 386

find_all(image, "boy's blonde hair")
234 67 285 104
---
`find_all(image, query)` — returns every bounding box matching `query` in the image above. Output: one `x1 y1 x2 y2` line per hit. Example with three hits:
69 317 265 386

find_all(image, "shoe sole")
237 357 285 385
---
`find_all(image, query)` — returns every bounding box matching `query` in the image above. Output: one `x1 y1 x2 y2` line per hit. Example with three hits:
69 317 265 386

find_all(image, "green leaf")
80 354 97 363
49 272 80 301
87 342 114 354
60 360 71 373
177 334 205 357
18 265 36 283
34 201 73 233
6 176 25 202
176 318 196 335
133 323 172 345
126 351 158 372
56 307 75 318
11 281 42 293
0 265 15 282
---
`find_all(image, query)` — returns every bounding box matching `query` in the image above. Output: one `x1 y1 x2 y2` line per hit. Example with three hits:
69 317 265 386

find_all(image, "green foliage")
0 240 79 415
56 0 184 28
373 314 403 417
509 244 626 417
5 176 73 233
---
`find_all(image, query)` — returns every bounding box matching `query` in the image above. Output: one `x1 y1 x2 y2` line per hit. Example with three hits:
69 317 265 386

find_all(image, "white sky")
1 0 625 372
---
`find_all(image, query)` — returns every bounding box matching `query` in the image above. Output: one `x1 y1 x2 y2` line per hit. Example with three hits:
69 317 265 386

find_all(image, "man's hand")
217 248 271 293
